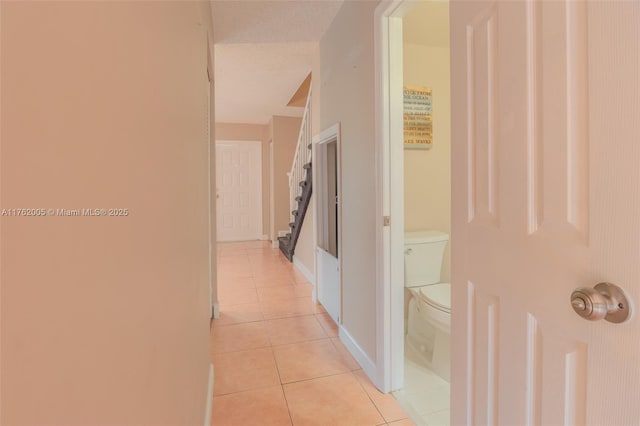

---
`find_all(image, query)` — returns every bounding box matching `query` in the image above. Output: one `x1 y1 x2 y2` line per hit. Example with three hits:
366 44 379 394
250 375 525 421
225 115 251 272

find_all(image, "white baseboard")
292 256 315 285
277 230 289 237
204 363 214 426
338 326 377 384
261 234 269 241
212 302 220 319
272 240 279 248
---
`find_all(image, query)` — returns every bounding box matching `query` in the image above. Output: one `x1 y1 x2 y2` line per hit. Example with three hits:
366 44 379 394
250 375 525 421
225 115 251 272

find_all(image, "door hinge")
383 216 391 227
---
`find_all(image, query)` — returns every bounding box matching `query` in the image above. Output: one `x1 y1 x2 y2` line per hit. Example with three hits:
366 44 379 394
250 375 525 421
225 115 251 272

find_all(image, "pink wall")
1 2 212 424
215 122 271 237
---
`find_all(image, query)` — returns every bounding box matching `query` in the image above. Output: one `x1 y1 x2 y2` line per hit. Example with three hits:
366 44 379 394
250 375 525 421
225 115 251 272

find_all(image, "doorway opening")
376 1 452 425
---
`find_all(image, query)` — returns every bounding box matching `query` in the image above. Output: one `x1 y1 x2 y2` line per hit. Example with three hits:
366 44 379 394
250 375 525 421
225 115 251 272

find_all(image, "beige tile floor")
211 241 415 426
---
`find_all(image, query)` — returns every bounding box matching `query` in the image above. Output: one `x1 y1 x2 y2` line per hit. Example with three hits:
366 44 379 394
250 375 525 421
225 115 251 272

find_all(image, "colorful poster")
403 85 433 149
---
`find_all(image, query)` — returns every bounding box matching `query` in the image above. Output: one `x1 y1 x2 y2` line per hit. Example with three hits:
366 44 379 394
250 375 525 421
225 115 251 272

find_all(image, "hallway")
211 241 415 426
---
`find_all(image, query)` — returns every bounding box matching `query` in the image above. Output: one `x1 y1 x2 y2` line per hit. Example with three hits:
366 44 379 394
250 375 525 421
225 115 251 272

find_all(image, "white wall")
403 44 451 282
1 3 212 424
317 0 380 362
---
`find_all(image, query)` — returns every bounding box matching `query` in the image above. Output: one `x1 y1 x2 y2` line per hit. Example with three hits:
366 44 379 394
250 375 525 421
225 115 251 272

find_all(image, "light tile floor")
211 241 415 426
392 345 450 426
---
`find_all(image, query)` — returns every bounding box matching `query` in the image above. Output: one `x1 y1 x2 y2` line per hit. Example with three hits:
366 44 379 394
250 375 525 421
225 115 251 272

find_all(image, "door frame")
214 139 263 242
313 123 343 322
374 0 429 393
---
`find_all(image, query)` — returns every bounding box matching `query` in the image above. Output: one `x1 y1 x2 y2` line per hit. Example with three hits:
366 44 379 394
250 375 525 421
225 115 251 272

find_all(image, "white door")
215 140 262 242
451 1 640 425
315 124 342 323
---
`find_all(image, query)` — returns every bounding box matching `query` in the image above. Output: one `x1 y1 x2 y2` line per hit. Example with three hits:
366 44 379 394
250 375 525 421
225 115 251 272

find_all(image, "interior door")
315 125 341 324
450 1 640 425
215 140 262 242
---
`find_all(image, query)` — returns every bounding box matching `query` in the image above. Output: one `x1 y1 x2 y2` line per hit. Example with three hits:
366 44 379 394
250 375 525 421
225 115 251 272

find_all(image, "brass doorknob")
570 282 631 323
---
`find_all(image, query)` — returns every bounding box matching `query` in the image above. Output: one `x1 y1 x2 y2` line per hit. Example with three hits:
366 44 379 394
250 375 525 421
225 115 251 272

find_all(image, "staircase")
278 90 312 261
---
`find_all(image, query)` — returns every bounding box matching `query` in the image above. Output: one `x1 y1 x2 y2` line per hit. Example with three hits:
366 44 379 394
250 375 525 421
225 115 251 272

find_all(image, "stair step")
289 222 296 229
307 144 312 150
295 196 302 202
299 181 307 187
303 163 312 170
292 210 298 216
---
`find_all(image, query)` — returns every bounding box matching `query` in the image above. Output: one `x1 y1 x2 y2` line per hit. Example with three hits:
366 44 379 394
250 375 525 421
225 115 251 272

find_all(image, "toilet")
404 230 451 381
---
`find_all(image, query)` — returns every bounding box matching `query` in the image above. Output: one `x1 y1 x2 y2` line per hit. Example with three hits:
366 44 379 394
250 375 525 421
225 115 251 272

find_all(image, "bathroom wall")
403 3 451 282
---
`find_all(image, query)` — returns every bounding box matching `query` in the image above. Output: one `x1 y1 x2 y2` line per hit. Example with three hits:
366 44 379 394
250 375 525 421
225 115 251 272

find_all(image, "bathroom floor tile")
212 347 280 395
211 386 292 426
266 315 327 346
283 372 384 426
353 369 409 422
273 339 351 383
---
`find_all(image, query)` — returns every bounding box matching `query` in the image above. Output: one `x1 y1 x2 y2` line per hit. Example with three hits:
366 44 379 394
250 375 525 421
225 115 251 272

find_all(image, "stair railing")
287 89 312 225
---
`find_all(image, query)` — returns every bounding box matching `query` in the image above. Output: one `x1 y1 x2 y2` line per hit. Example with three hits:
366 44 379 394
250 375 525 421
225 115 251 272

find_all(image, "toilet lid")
418 283 451 311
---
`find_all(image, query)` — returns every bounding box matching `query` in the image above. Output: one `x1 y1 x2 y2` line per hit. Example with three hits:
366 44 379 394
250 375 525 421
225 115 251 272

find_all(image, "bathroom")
391 1 452 425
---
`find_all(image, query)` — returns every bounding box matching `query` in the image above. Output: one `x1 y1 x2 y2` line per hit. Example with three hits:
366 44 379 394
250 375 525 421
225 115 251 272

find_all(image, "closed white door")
215 140 262 242
451 1 640 425
315 125 342 324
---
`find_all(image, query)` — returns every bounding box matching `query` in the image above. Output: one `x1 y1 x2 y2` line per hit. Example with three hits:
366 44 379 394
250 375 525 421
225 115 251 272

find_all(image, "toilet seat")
418 282 450 312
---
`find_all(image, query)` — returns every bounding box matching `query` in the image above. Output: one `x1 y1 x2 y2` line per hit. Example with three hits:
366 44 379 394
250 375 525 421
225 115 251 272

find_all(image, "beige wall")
272 116 303 235
1 2 212 425
403 43 452 282
318 0 380 361
215 122 271 237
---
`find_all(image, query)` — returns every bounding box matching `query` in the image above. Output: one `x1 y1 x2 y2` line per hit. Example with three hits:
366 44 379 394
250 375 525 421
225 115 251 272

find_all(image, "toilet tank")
404 231 449 287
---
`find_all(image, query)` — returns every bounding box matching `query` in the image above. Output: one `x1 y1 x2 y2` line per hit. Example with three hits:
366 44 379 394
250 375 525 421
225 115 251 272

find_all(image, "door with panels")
215 140 262 242
450 1 640 425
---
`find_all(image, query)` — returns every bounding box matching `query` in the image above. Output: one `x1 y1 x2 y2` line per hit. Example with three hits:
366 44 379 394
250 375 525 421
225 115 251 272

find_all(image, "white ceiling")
212 1 344 124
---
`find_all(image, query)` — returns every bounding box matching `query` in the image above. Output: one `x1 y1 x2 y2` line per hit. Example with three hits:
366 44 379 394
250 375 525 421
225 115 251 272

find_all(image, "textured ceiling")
212 1 344 124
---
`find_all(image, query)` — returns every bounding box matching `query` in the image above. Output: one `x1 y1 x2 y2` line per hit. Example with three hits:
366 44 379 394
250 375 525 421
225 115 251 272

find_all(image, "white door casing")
215 140 262 242
450 1 640 425
314 124 342 324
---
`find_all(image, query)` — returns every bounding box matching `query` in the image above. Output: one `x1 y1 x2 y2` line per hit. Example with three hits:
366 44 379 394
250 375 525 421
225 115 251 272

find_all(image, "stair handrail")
287 89 312 225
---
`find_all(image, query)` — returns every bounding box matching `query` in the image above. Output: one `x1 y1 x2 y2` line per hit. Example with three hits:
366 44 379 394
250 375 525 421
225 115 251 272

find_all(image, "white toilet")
404 230 451 381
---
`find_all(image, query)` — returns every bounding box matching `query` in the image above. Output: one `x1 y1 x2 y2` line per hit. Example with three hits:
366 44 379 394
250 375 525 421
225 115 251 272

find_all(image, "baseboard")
292 256 315 285
261 234 269 241
204 363 214 426
277 230 289 237
338 326 377 384
212 302 220 319
272 240 279 248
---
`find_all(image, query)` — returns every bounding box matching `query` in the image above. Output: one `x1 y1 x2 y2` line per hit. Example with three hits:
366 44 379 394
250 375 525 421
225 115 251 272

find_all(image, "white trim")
261 234 269 241
269 140 275 243
292 255 315 285
204 363 214 426
339 326 377 380
374 0 412 393
313 123 342 323
212 302 220 319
